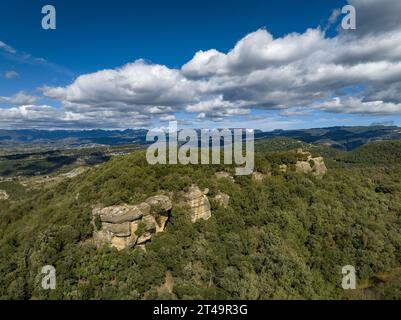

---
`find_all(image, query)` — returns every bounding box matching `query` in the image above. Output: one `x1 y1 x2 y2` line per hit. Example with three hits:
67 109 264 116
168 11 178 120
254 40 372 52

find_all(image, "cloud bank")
1 0 401 129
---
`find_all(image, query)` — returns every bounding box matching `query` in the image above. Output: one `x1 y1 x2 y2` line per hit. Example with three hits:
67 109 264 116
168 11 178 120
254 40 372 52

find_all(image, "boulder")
311 157 328 177
279 164 288 173
215 171 234 182
111 232 138 251
99 202 150 224
0 190 9 200
146 195 172 213
214 192 230 208
295 150 327 178
252 171 269 182
137 232 153 245
186 185 212 222
142 215 157 232
295 161 313 174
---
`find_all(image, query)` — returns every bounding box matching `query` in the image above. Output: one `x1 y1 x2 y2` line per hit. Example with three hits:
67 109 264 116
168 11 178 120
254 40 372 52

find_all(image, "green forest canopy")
1 139 401 299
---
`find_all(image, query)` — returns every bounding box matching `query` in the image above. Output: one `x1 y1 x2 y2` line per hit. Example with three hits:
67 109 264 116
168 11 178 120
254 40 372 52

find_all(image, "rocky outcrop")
93 195 172 250
295 149 327 178
98 203 150 224
215 171 234 182
251 171 270 182
146 195 173 212
185 185 212 222
93 185 217 250
279 164 288 173
214 192 230 208
0 190 9 200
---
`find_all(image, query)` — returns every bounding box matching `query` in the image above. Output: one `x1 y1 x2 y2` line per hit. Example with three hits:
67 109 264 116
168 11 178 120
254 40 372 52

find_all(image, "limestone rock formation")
93 195 172 250
0 190 9 200
146 195 172 213
295 149 327 178
98 203 150 224
185 185 212 222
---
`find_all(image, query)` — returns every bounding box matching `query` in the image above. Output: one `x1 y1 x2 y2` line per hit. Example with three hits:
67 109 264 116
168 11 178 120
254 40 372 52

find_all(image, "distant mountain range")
1 125 401 152
0 129 149 152
253 126 401 150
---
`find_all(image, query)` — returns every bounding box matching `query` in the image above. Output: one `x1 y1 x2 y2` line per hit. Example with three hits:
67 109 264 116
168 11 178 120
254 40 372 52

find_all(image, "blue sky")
1 0 401 130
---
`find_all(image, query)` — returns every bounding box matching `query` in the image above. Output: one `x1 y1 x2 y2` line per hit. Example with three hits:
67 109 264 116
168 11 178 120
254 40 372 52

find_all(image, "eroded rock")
252 171 270 182
146 195 172 213
279 164 288 173
214 192 230 208
295 150 327 178
186 185 212 222
93 195 172 251
215 171 234 182
102 222 131 237
99 203 150 224
0 190 9 200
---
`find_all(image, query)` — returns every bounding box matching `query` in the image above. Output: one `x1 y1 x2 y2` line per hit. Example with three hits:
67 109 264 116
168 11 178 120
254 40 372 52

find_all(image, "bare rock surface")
93 185 218 250
99 203 150 224
0 190 9 200
146 195 172 213
295 149 327 178
185 185 212 223
214 192 230 208
279 164 288 172
215 171 234 182
252 171 270 182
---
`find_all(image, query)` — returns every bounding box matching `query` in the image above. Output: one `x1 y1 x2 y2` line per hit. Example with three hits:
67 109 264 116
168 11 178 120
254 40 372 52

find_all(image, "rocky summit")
92 185 215 250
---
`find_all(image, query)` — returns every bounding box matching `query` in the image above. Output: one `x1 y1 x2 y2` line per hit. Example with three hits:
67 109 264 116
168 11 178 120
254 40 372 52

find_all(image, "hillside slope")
1 141 401 299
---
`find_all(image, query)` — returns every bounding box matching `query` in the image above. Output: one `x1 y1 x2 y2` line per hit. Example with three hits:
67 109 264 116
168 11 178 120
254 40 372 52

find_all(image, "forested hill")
1 139 401 299
254 126 401 151
1 125 401 151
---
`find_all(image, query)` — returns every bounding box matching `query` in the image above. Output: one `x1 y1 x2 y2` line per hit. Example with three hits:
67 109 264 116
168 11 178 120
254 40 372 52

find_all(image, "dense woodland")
1 138 401 299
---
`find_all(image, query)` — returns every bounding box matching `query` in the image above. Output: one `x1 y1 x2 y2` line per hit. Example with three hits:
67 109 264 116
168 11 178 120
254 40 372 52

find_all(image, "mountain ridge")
1 125 401 152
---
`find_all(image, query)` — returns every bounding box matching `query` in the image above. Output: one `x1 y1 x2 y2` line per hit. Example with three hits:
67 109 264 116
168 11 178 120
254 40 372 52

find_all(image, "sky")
1 0 401 130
